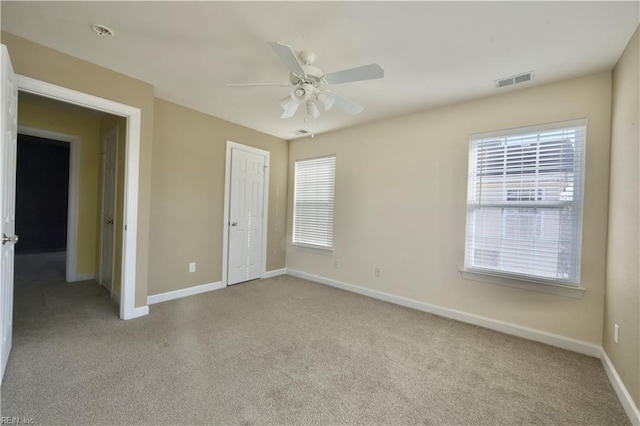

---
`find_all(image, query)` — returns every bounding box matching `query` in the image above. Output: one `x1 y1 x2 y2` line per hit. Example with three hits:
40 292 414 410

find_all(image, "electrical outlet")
614 324 619 343
375 267 380 277
334 260 340 269
189 262 196 273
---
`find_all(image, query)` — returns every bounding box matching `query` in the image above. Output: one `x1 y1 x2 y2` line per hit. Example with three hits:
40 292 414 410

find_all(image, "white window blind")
464 120 586 285
293 155 336 249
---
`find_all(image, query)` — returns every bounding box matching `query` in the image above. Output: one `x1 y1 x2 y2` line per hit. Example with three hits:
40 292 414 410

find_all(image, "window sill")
460 269 586 299
290 243 333 256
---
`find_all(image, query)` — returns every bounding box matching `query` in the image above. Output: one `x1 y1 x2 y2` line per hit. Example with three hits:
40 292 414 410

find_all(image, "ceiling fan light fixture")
307 101 320 119
291 83 313 103
280 100 300 119
317 92 335 111
291 88 305 103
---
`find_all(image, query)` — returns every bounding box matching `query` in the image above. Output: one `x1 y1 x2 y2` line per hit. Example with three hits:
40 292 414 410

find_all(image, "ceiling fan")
227 41 384 120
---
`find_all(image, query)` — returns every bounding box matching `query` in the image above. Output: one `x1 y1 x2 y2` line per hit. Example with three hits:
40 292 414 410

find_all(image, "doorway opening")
15 133 70 285
15 75 144 320
14 92 127 314
17 123 82 283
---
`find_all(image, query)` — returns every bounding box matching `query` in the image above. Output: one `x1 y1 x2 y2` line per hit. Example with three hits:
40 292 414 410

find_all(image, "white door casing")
223 141 270 286
99 126 118 294
0 45 18 382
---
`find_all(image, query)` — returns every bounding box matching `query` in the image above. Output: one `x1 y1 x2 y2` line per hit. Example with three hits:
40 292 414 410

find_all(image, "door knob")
231 222 237 227
106 220 114 225
2 234 18 245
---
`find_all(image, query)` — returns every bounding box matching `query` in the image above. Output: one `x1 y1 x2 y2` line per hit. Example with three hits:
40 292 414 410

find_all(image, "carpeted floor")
14 251 66 284
0 274 629 425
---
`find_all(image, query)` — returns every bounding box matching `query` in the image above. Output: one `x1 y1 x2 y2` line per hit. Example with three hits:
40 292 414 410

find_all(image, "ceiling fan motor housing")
289 64 323 86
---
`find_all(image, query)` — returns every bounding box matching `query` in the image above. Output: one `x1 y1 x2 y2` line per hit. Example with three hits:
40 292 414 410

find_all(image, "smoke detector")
91 24 114 37
495 71 534 88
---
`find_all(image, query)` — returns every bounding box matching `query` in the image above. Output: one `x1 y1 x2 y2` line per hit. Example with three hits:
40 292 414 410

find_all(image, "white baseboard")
262 268 287 279
128 305 149 319
147 281 224 305
601 349 640 425
146 271 285 307
285 269 602 358
67 273 96 282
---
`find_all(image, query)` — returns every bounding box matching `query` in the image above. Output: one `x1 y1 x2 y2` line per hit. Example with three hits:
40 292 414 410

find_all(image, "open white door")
227 147 266 285
99 126 118 294
0 45 18 382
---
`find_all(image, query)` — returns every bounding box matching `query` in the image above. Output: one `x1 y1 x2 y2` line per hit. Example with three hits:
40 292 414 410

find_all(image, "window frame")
292 155 336 251
463 119 588 289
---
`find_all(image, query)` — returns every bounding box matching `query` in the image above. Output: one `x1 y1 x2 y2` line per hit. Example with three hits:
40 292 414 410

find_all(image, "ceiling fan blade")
226 83 292 87
280 100 300 119
331 92 364 115
323 63 384 85
268 41 306 76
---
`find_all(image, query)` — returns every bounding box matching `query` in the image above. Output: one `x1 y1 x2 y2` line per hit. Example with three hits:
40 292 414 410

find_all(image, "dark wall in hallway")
16 134 70 254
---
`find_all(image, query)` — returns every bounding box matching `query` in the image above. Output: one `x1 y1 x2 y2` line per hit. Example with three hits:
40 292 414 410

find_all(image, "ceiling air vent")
495 71 534 88
292 129 310 136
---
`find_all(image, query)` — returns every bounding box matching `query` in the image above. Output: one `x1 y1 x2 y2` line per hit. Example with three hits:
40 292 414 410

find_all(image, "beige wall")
17 95 101 275
288 72 612 344
99 114 127 299
148 99 288 296
3 32 154 308
604 26 639 406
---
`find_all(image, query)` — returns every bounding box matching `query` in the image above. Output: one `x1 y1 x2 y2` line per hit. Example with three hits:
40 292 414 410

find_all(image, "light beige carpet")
0 274 629 425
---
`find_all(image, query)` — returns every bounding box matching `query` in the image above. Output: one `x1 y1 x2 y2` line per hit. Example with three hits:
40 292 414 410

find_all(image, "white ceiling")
2 1 638 140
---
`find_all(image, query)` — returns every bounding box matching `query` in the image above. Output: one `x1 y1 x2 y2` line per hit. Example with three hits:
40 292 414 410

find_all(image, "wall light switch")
189 262 196 273
614 324 619 343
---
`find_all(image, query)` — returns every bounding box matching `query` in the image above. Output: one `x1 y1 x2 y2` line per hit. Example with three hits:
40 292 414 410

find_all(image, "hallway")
13 251 117 323
14 251 66 284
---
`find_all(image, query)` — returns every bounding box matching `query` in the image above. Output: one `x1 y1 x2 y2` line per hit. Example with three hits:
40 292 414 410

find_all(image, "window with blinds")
464 119 587 285
293 155 336 249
